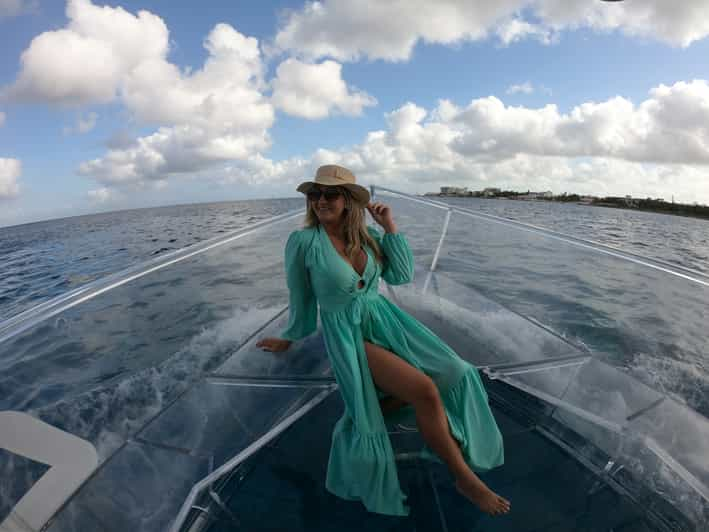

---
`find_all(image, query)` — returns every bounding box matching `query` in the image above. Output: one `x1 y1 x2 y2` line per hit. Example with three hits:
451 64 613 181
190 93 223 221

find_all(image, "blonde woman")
257 165 510 516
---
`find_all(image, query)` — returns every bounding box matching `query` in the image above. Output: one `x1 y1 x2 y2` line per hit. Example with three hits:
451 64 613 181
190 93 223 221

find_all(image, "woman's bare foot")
455 473 511 515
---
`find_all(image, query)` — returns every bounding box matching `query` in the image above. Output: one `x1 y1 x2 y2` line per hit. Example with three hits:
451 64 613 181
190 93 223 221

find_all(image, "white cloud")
64 111 98 134
274 0 525 62
273 0 709 62
271 59 376 119
496 17 556 46
87 187 113 203
0 0 37 19
5 1 275 186
506 82 534 95
216 153 312 186
255 80 709 204
119 23 269 127
79 122 271 184
0 158 21 199
450 80 709 166
536 0 709 48
2 0 168 105
0 111 5 126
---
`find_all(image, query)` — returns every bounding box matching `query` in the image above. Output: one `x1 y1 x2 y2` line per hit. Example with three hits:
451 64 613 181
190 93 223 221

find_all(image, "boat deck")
206 381 676 532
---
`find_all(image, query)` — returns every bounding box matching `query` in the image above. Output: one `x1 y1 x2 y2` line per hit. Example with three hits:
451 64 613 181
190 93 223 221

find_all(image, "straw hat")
296 165 370 206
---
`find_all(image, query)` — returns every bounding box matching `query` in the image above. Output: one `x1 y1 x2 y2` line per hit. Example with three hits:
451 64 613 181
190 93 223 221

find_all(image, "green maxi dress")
279 223 504 516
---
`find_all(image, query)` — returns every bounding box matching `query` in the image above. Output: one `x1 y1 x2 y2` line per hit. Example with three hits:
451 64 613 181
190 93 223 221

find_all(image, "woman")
256 164 510 516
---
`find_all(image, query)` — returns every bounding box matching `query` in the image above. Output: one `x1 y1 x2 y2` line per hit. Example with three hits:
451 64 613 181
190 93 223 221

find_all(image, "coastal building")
440 186 470 196
482 187 501 197
517 191 553 200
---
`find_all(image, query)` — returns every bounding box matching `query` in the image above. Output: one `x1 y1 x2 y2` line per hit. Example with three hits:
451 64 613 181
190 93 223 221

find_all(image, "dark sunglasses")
307 187 343 201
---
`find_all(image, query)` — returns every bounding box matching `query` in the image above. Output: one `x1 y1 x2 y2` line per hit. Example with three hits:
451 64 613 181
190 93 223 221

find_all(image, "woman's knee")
412 375 440 407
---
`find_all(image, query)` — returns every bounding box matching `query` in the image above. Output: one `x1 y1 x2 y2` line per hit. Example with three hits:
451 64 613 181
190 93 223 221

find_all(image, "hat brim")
297 180 370 205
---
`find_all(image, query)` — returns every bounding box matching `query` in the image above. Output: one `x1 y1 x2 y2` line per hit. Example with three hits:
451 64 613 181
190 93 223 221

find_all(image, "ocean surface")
0 196 707 520
2 197 707 322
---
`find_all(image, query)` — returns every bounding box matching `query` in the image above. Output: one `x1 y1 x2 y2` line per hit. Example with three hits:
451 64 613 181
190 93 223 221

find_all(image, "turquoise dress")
280 223 504 516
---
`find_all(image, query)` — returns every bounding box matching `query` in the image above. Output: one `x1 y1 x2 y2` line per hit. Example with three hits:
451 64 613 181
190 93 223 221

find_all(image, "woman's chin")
317 212 336 221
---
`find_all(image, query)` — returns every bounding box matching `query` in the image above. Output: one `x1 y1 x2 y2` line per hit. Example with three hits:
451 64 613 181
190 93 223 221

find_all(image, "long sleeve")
368 226 415 285
280 230 318 341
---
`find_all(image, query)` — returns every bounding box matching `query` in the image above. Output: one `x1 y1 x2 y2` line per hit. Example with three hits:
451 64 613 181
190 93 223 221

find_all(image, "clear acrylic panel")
137 382 323 469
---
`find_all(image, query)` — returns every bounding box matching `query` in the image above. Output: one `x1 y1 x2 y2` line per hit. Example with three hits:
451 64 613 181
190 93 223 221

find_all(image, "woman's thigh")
364 340 438 406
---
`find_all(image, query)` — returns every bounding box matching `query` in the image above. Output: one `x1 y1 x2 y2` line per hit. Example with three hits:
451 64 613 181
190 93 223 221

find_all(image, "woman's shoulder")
286 226 318 249
288 226 317 240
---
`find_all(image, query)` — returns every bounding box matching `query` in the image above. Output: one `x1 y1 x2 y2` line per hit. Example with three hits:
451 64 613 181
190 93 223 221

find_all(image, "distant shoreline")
588 202 709 221
426 194 709 222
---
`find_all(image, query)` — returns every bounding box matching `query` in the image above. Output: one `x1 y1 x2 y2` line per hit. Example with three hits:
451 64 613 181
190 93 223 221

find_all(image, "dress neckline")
319 225 370 278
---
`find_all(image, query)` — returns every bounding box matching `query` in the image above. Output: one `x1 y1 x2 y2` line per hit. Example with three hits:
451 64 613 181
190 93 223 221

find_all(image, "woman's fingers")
366 202 388 215
257 337 291 352
257 338 275 350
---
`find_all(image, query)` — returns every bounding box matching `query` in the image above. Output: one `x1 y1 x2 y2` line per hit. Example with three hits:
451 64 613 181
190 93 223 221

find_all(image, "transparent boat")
1 187 707 531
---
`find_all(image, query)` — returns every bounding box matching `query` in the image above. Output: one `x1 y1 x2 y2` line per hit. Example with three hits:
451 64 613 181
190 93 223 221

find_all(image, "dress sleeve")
280 230 318 341
368 226 415 285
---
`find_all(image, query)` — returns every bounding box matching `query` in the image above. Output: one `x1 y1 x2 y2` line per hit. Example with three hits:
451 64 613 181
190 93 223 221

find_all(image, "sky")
1 0 709 227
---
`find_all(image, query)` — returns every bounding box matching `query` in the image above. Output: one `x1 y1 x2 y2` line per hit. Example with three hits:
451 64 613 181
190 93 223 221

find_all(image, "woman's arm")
257 230 318 352
281 230 318 340
368 225 415 285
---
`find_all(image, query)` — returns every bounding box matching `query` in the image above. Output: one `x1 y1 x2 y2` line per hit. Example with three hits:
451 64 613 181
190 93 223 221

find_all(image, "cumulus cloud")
274 0 709 62
63 111 98 134
271 59 376 119
216 153 313 186
506 82 534 95
2 0 168 104
536 0 709 48
274 0 525 62
496 17 556 46
0 0 37 19
255 80 709 203
87 187 113 203
3 1 275 186
0 158 21 199
450 80 709 166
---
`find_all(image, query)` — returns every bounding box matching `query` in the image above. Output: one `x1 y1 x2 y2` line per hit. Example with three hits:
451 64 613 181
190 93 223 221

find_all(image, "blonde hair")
303 187 385 266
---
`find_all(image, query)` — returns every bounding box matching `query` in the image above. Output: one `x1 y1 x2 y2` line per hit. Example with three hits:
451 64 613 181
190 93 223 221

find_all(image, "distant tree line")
592 197 709 219
435 188 709 221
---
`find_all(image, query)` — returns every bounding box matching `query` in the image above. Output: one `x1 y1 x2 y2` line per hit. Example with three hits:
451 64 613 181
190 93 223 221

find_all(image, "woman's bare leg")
364 341 510 515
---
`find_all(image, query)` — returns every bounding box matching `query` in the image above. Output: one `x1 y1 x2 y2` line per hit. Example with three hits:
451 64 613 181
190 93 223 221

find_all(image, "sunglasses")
307 187 344 202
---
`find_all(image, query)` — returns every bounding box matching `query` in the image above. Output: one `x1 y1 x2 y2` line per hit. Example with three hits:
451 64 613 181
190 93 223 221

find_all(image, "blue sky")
2 0 709 227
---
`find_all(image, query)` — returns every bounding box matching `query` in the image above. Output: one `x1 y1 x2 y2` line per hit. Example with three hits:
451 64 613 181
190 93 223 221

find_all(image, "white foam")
28 304 282 461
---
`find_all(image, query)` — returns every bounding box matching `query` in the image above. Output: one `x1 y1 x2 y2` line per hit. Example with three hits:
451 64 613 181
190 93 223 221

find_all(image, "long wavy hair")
303 186 385 266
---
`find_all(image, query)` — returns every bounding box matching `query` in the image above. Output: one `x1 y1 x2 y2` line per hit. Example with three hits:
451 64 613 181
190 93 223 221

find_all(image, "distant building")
517 191 553 200
440 186 469 196
624 195 640 207
482 187 501 197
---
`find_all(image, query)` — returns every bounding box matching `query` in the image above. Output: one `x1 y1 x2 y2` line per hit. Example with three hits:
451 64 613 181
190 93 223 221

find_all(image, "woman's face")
308 186 347 223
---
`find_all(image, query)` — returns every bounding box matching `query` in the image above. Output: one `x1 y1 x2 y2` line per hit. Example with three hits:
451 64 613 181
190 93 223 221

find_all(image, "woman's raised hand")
366 201 396 232
256 337 292 352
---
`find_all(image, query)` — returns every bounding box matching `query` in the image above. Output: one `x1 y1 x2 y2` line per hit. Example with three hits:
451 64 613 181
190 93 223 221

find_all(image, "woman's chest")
308 242 378 298
335 246 367 277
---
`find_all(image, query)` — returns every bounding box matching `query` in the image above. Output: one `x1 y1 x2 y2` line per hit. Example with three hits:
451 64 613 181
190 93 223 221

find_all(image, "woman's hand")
366 201 397 233
256 337 292 352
